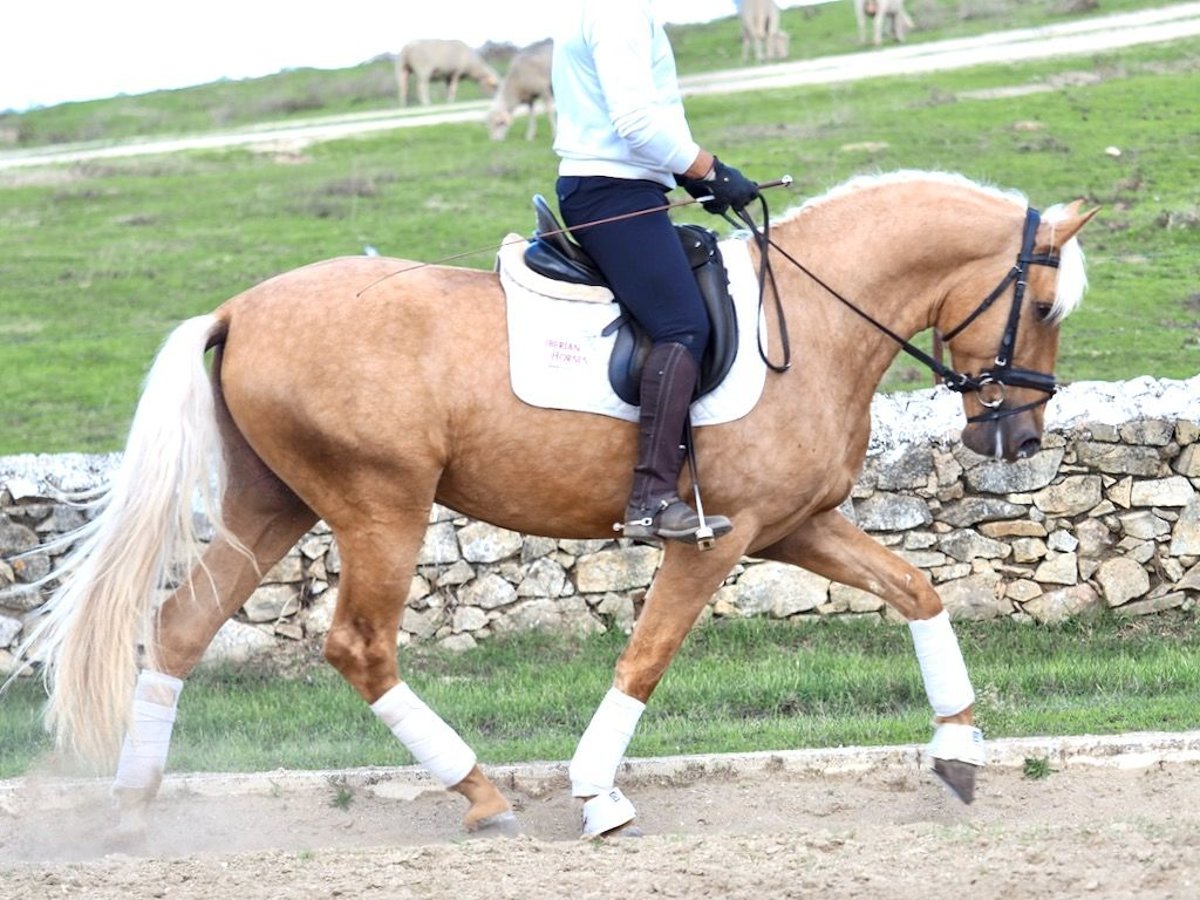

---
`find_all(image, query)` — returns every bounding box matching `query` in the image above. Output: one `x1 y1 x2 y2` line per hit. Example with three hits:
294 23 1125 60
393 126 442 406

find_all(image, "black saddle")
523 194 738 405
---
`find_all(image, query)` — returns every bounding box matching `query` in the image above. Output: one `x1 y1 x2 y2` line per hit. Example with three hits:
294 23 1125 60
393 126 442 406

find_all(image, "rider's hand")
677 158 759 215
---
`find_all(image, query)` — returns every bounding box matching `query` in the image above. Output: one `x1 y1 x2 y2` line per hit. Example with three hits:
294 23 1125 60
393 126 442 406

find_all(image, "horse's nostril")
1015 437 1042 459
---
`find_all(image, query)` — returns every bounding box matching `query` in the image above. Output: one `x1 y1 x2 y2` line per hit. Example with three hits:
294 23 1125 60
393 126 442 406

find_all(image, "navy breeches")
556 175 709 366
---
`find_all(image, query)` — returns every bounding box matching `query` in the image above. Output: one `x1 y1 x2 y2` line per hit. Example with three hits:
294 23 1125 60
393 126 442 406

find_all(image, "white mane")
778 169 1028 220
774 170 1086 321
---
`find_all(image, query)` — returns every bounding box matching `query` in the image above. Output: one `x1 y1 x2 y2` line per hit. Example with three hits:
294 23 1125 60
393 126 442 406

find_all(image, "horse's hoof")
465 810 522 838
933 758 978 804
583 822 644 841
104 821 149 853
600 821 644 839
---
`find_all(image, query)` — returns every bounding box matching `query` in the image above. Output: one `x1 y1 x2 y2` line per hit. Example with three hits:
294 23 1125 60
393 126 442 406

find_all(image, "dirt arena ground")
2 732 1198 898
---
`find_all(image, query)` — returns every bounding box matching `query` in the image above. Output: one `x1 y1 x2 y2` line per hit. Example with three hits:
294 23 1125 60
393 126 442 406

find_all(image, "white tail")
17 314 230 769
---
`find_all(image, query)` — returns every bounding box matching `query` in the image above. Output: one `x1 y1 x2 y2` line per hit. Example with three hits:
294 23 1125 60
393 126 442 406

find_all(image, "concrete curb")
5 730 1198 812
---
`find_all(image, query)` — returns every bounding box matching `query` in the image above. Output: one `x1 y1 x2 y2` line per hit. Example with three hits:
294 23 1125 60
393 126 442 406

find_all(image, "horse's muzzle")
962 413 1043 461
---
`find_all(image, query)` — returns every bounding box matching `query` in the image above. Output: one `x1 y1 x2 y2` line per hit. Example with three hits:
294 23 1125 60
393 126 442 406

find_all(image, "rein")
736 202 1062 424
725 197 792 373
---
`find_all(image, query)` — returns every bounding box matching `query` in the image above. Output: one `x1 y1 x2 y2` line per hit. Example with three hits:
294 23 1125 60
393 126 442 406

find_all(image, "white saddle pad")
497 233 768 425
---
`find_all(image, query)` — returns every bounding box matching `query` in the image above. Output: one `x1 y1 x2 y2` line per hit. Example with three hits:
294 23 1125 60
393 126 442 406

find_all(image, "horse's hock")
2 375 1199 671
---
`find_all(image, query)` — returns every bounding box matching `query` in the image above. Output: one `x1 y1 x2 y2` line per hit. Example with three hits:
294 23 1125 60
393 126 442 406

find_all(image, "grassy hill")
0 0 1170 144
0 0 1197 453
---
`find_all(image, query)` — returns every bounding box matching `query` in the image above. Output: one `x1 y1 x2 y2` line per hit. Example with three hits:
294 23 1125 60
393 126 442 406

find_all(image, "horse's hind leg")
112 418 318 835
758 509 984 802
323 506 515 835
152 487 317 676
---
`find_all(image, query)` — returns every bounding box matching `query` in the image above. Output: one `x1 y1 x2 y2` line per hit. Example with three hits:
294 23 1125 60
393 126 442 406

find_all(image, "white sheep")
395 39 500 107
486 39 555 141
854 0 915 46
740 0 790 63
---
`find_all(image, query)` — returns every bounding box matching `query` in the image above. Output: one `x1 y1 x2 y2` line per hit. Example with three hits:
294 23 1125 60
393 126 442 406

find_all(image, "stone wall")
2 376 1198 670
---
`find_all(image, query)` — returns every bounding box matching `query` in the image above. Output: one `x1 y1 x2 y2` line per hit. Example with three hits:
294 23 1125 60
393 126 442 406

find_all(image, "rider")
551 0 760 544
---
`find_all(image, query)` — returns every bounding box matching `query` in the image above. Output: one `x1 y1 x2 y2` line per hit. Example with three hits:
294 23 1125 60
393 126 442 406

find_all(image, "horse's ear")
1037 201 1100 250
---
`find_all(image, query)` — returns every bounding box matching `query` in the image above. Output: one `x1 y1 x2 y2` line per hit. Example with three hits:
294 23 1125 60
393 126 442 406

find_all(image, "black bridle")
733 200 1062 425
939 206 1061 423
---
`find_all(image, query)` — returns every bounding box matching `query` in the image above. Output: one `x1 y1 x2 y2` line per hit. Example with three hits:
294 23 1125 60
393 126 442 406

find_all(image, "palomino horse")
21 170 1095 839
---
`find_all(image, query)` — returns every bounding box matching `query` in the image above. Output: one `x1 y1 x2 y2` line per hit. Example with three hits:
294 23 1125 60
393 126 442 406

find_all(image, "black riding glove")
676 158 759 215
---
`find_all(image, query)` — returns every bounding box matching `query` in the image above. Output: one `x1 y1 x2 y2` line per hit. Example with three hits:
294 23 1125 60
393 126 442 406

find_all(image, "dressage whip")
353 176 795 297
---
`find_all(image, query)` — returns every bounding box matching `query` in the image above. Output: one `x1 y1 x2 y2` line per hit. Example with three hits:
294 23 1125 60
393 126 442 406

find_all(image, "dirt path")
3 733 1198 898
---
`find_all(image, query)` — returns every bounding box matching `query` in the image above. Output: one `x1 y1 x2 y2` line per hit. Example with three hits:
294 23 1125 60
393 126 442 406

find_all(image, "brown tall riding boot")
621 342 733 544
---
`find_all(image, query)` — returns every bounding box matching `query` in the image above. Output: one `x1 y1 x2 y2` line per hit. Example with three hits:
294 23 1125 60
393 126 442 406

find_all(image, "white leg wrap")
371 683 476 787
112 670 184 792
568 688 645 798
909 610 975 718
581 788 638 837
929 722 986 766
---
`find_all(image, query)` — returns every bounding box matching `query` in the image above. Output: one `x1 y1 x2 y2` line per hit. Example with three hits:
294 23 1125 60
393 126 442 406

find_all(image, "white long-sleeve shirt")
551 0 701 188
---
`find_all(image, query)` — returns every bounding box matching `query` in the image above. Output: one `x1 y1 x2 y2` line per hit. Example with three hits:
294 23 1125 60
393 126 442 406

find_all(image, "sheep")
740 0 790 63
486 39 555 142
854 0 915 46
395 39 500 107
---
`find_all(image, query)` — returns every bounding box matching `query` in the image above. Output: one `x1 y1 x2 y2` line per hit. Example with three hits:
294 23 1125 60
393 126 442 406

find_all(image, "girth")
523 194 739 405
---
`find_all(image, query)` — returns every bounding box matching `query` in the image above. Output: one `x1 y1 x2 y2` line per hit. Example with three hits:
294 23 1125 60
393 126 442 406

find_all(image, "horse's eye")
1033 302 1055 321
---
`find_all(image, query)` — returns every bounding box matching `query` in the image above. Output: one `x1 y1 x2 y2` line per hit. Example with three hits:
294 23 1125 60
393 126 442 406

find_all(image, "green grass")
0 0 1167 143
2 612 1196 778
1023 756 1055 779
1 3 1198 453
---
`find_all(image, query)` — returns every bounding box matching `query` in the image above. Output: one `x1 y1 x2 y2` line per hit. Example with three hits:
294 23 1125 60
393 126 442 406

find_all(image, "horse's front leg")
570 537 748 837
758 509 985 803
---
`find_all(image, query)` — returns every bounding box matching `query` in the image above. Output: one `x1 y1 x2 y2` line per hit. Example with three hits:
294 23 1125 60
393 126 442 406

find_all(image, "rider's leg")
556 175 732 544
622 340 731 541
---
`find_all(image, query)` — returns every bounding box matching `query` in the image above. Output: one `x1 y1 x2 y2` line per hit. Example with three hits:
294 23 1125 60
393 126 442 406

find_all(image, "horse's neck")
772 180 1017 367
762 216 939 391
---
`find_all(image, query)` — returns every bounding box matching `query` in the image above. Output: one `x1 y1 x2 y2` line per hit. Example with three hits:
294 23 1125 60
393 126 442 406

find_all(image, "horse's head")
941 201 1098 461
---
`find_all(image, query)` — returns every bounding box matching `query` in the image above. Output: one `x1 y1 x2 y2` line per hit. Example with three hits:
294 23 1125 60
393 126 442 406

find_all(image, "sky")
2 0 766 113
